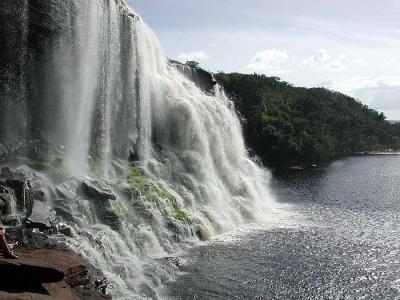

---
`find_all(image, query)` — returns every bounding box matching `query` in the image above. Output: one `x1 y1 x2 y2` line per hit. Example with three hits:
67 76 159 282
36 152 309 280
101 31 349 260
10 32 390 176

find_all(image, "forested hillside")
216 73 400 170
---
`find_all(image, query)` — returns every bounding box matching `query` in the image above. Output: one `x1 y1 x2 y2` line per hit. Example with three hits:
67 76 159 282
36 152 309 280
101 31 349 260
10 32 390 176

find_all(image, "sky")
129 0 400 119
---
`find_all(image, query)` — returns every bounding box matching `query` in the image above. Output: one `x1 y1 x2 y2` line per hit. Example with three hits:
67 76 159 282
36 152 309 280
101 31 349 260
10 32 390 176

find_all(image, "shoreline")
355 151 400 155
272 151 400 173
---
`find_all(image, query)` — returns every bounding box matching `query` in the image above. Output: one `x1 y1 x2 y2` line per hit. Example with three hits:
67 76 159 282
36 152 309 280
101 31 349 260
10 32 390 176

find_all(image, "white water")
0 0 275 298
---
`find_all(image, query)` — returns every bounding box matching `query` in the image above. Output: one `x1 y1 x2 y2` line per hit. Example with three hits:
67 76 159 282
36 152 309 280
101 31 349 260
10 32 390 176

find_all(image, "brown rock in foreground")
0 249 109 299
0 282 78 300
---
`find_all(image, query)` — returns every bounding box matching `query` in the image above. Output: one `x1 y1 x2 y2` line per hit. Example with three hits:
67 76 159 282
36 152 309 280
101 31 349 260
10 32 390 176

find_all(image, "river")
162 155 400 299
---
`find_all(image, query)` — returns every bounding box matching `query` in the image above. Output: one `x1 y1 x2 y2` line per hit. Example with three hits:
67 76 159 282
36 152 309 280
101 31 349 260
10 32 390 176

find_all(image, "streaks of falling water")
0 0 275 298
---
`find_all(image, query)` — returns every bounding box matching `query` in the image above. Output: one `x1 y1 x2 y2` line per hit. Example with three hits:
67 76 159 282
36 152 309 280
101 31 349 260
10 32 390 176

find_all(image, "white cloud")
382 59 400 69
176 51 209 62
351 59 368 67
321 76 400 119
243 49 289 73
322 76 400 94
326 60 346 72
300 48 331 67
300 49 346 72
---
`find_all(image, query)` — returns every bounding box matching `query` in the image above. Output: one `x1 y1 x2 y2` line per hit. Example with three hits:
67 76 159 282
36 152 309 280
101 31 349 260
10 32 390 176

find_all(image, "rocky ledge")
0 249 92 299
169 59 217 94
0 237 111 300
0 243 110 300
0 166 112 299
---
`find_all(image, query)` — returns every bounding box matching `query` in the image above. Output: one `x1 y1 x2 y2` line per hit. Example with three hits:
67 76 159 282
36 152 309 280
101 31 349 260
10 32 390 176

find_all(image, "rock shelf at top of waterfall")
0 0 275 298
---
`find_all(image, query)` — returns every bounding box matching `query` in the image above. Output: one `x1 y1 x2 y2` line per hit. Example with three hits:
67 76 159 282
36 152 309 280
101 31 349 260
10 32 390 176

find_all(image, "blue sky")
129 0 400 119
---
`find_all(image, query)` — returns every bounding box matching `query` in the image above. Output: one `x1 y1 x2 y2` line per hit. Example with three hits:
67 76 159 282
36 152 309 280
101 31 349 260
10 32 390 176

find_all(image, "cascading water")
0 0 275 298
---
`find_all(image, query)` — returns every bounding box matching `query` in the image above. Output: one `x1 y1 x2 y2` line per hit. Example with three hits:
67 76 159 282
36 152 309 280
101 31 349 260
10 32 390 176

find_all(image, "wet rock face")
0 167 59 230
0 167 112 298
81 178 117 201
169 59 217 94
0 172 36 226
0 0 68 151
0 0 142 164
0 179 34 214
25 200 55 230
0 185 13 216
55 182 77 201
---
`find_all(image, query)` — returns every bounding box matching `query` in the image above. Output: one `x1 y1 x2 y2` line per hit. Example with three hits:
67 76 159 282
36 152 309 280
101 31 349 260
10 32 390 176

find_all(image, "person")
0 225 18 259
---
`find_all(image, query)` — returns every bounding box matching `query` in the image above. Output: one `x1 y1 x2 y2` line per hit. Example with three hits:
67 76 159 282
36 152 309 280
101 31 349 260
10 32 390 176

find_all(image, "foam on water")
0 1 275 298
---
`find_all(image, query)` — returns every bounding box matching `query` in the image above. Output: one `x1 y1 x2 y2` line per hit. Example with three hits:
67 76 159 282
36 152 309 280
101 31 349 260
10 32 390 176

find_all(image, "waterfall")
0 0 274 298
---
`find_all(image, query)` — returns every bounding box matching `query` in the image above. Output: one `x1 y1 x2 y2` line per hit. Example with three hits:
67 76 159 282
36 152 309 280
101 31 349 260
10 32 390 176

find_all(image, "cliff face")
0 0 74 146
0 0 140 167
169 60 217 94
0 1 274 298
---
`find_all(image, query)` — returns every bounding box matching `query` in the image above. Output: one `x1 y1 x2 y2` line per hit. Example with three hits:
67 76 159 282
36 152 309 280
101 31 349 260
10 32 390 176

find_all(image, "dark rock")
94 277 109 295
164 256 181 267
53 196 78 223
53 197 67 207
95 201 121 232
54 206 74 222
25 200 55 231
0 184 13 216
1 226 24 243
0 167 11 178
0 215 21 227
128 149 140 162
169 59 217 94
0 183 25 226
74 276 112 300
55 182 77 200
103 210 120 231
57 225 73 237
33 190 46 202
81 179 116 201
138 282 158 299
194 225 209 241
1 179 34 215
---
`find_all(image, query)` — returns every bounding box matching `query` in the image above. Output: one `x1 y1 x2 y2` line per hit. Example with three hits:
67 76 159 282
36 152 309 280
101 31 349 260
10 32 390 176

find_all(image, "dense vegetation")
215 73 400 170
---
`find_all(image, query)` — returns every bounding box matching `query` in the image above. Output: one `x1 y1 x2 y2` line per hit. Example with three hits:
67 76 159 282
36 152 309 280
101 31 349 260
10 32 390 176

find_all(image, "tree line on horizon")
215 72 400 170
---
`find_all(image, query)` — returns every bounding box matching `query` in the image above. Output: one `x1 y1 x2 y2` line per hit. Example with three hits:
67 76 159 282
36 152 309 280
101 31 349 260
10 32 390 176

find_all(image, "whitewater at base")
162 156 400 299
0 0 275 298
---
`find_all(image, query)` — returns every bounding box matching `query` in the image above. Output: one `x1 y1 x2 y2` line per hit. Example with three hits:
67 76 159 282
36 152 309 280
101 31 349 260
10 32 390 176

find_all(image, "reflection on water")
162 155 400 299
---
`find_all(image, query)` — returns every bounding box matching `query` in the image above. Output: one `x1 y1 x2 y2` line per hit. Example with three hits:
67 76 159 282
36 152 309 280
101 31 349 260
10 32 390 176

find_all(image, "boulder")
81 179 116 201
0 249 88 299
1 179 34 215
55 182 77 200
54 206 74 222
0 167 12 178
0 184 13 216
25 200 55 230
33 190 46 202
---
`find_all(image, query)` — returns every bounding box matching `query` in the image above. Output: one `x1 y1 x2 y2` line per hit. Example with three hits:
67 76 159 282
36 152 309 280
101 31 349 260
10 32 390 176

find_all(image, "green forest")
215 73 400 171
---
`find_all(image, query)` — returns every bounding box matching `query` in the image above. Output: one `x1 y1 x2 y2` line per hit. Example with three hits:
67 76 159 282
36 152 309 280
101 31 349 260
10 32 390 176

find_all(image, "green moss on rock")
17 156 67 178
125 164 191 224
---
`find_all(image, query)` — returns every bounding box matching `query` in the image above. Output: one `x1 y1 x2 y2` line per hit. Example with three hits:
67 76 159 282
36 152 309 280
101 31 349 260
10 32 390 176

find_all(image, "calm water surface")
162 155 400 299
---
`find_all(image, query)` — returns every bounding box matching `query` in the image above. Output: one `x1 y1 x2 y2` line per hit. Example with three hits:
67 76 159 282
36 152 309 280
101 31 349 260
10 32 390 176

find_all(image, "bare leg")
0 227 17 258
